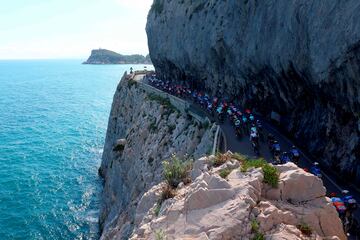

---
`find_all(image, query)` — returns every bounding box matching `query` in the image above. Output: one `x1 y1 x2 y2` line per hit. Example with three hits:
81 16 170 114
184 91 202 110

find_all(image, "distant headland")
83 49 151 64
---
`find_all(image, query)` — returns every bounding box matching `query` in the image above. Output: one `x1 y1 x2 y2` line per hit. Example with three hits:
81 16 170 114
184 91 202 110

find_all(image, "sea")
0 60 153 240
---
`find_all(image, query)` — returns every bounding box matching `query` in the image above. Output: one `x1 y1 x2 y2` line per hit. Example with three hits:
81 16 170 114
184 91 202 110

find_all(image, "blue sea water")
0 60 152 240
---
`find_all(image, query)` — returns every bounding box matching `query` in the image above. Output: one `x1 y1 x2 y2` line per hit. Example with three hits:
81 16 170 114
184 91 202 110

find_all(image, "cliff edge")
146 0 360 181
99 73 216 239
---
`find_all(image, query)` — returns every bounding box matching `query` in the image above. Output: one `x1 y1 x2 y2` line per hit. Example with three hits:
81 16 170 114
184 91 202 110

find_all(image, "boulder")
185 188 235 211
190 156 209 181
276 163 326 202
134 182 165 225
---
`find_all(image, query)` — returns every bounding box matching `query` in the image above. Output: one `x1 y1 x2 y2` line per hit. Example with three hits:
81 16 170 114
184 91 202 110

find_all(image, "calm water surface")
0 60 152 239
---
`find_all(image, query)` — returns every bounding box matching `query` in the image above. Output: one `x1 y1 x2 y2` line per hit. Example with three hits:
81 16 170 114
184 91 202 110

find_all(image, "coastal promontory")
83 49 151 64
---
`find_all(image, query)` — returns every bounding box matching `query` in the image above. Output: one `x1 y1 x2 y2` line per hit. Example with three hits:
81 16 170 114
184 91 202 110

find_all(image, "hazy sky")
0 0 153 59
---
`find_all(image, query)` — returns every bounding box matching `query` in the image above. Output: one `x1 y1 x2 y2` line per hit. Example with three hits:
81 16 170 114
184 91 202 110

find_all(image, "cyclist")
267 134 275 148
250 131 259 145
342 190 357 211
280 152 291 164
249 114 255 123
310 162 322 178
290 145 300 165
250 124 257 135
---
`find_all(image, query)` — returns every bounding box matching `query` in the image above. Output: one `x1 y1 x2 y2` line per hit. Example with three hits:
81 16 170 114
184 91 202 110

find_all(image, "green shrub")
147 93 177 113
202 120 210 130
241 158 267 172
154 229 165 240
262 164 279 188
163 155 192 188
250 219 264 240
252 233 265 240
127 79 137 88
297 222 312 236
240 158 279 188
251 219 259 233
148 120 158 133
219 168 231 179
154 203 161 216
232 153 247 162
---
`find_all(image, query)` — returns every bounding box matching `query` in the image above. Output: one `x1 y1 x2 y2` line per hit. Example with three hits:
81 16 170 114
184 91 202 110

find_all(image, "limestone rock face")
146 0 360 180
99 73 216 239
131 159 346 240
262 163 326 202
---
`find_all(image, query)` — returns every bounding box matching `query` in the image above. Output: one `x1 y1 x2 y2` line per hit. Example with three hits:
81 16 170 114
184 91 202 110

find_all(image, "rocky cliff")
131 154 346 240
146 0 360 181
99 73 346 239
99 73 216 239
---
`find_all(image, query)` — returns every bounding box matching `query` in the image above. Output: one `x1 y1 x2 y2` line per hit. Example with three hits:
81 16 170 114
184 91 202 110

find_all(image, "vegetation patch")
262 164 279 188
147 93 178 115
251 219 264 240
232 152 248 162
251 219 260 233
154 229 166 240
297 222 312 236
219 168 232 179
211 152 232 167
202 120 210 130
252 233 265 240
148 120 158 133
240 157 279 188
127 79 138 88
160 184 176 201
154 203 161 216
163 155 192 188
